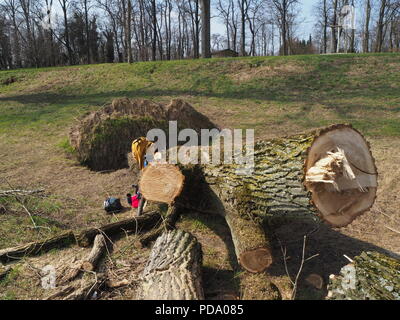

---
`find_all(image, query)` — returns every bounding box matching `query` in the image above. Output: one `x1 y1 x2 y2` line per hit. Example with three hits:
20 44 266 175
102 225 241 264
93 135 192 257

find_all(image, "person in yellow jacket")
131 137 154 170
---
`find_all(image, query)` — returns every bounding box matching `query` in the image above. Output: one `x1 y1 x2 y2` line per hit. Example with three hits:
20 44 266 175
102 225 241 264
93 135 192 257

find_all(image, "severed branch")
59 234 107 284
0 189 45 197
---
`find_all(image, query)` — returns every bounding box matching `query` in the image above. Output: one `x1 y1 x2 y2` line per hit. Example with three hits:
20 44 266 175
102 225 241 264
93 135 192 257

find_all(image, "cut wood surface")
137 229 204 300
139 164 185 204
327 251 400 300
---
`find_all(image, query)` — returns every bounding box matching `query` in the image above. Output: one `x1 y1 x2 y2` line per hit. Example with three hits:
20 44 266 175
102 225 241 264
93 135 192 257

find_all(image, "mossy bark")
327 251 400 300
202 129 318 221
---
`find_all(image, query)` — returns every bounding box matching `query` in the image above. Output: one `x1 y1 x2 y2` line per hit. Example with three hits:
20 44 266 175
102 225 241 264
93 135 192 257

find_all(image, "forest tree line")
0 0 399 69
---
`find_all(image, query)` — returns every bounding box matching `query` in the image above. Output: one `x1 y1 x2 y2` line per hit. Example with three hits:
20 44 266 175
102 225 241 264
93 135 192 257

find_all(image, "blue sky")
211 0 319 40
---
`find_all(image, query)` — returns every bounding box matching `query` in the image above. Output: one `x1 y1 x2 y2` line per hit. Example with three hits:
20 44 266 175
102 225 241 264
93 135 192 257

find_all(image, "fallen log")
327 251 400 300
76 211 161 247
60 234 108 284
82 234 107 271
0 212 162 263
137 229 204 300
140 124 378 275
0 231 76 264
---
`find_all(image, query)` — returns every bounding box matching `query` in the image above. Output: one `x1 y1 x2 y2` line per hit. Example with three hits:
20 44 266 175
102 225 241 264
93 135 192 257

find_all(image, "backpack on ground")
103 197 122 213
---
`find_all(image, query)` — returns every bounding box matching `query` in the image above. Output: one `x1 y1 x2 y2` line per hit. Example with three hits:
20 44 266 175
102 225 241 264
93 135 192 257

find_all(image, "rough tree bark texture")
137 229 204 300
139 124 377 300
327 251 400 300
201 124 377 228
141 124 377 274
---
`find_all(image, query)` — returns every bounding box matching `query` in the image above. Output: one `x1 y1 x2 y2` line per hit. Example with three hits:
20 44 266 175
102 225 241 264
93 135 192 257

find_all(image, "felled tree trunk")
327 251 400 300
140 124 378 276
137 229 204 300
76 211 161 247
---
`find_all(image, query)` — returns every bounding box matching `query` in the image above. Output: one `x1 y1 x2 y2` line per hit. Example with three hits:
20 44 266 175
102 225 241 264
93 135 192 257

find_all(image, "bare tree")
270 0 299 55
363 0 372 52
200 0 210 57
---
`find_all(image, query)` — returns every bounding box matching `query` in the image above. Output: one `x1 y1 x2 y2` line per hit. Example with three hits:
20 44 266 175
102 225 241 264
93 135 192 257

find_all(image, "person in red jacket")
127 185 141 209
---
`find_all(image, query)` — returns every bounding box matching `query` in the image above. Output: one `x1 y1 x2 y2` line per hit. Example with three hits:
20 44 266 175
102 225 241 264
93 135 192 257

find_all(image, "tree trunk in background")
127 0 133 62
332 0 338 53
375 0 387 52
137 229 204 300
240 0 246 56
195 0 200 58
200 0 211 58
282 4 288 55
84 0 90 64
152 0 157 61
328 251 400 300
60 0 73 65
323 0 328 53
363 0 371 53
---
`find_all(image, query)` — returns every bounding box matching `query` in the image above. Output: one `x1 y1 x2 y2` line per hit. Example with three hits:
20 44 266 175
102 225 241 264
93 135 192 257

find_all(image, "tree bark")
140 124 378 274
82 234 107 271
327 251 400 300
375 0 387 52
200 0 211 58
363 0 371 53
137 229 204 300
76 211 161 247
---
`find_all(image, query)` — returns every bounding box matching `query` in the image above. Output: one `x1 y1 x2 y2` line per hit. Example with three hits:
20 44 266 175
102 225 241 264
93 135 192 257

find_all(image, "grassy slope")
0 53 400 299
1 53 400 138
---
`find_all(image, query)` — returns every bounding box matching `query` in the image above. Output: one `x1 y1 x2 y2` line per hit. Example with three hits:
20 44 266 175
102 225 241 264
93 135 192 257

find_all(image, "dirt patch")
69 98 217 171
1 76 17 86
231 62 309 82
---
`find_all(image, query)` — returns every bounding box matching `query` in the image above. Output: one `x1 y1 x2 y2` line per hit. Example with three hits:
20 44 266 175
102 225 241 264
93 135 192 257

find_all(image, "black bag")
104 197 123 213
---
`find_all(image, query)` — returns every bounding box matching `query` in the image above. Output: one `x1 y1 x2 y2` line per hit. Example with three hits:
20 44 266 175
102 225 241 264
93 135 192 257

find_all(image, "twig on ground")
279 235 319 300
385 225 400 234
